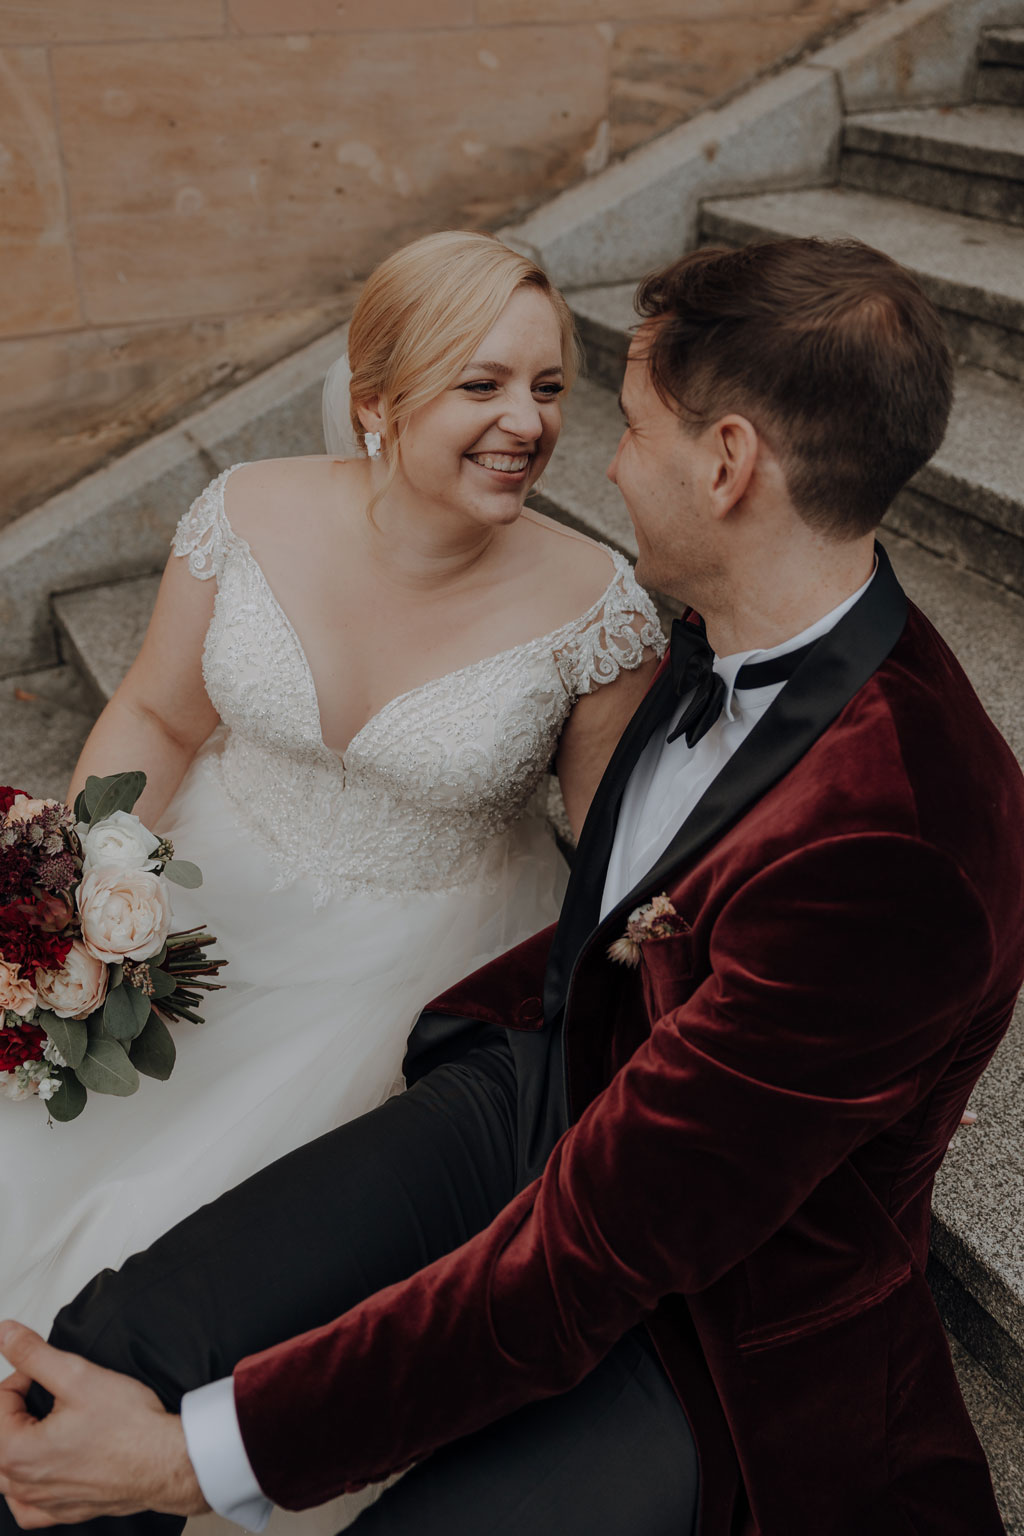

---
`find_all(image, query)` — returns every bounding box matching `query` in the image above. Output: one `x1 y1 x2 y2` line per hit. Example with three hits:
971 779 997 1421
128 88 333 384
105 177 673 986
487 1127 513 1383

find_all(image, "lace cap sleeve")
170 466 239 581
554 554 666 698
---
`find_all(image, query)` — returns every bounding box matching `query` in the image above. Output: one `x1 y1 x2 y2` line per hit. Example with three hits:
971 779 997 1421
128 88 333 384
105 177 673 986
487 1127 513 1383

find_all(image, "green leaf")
130 1013 176 1081
39 1014 88 1069
161 860 202 889
47 1072 88 1122
83 774 114 818
102 982 151 1041
88 771 148 827
147 966 178 1000
73 788 89 824
76 1038 139 1097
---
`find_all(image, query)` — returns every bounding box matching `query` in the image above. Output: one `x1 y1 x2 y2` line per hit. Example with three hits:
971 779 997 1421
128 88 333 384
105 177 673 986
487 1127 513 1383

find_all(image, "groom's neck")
693 530 877 658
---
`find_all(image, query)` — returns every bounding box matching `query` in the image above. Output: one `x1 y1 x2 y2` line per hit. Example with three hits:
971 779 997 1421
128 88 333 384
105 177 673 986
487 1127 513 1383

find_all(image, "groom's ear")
708 414 759 519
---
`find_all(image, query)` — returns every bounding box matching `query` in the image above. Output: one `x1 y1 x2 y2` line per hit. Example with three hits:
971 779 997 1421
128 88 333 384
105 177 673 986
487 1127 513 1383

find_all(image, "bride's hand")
0 1322 210 1525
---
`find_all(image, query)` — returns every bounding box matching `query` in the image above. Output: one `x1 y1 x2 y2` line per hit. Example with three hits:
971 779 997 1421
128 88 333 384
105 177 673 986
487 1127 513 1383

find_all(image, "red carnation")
0 1020 46 1074
0 788 28 818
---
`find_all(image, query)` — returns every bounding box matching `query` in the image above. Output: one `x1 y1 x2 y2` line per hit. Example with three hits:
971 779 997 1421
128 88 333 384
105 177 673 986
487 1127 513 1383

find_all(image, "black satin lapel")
561 541 908 993
543 661 677 1022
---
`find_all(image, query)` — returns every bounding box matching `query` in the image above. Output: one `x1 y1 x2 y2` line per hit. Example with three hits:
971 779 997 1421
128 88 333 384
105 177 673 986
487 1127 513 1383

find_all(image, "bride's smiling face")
394 286 565 527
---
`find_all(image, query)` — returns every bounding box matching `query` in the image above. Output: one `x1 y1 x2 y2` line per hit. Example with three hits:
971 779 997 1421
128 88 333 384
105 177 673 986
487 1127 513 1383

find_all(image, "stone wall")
1 0 876 526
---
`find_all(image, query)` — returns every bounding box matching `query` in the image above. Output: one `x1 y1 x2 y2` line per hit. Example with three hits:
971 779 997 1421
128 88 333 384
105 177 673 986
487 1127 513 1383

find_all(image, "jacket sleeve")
233 832 995 1509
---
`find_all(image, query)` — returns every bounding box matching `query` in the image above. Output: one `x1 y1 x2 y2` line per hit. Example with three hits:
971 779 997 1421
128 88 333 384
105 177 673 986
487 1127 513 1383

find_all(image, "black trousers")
9 1033 698 1536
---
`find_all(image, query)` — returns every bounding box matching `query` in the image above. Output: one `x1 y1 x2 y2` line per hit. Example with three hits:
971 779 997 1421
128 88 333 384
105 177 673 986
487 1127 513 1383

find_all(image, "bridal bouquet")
0 772 225 1121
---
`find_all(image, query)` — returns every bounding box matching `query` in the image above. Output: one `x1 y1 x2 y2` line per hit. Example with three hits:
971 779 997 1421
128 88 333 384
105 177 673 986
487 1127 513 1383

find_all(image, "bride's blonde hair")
345 230 581 492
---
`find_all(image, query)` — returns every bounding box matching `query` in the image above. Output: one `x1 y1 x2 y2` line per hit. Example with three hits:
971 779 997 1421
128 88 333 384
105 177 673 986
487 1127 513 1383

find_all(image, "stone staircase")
3 6 1024 1527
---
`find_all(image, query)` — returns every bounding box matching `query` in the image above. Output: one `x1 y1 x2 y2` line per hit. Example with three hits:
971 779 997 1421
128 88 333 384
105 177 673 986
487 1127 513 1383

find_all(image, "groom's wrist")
153 1416 212 1517
181 1377 272 1531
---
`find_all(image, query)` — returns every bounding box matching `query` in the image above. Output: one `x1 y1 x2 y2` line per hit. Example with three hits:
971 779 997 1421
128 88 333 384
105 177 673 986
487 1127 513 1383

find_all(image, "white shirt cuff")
181 1376 274 1532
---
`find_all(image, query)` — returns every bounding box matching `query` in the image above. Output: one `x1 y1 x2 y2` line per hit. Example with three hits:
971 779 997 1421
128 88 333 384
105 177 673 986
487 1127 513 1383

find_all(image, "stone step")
568 282 1024 597
979 25 1024 67
950 1336 1024 1532
841 105 1024 227
0 664 94 802
699 186 1024 383
977 27 1024 107
52 574 160 717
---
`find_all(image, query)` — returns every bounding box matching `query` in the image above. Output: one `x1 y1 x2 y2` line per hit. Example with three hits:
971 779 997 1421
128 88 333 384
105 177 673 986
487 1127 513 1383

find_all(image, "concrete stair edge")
979 22 1024 63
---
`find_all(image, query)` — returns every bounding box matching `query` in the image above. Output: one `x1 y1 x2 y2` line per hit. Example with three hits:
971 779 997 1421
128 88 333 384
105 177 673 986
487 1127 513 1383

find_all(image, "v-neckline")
215 466 624 764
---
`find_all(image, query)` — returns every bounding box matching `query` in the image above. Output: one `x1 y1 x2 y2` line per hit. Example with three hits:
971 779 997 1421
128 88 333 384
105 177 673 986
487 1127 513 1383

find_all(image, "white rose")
35 940 109 1019
78 810 160 874
0 959 37 1018
78 868 172 964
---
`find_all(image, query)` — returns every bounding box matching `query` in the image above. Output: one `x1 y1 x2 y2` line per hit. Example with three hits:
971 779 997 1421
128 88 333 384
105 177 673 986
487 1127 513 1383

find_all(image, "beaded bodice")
172 466 665 906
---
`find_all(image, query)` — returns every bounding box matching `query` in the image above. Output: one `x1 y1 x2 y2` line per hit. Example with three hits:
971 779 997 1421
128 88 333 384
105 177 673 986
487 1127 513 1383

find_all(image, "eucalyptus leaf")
103 982 151 1041
83 774 112 818
161 860 202 889
76 1038 139 1097
130 1013 176 1081
147 966 178 1000
73 787 89 824
39 1014 88 1069
88 771 147 827
47 1072 88 1122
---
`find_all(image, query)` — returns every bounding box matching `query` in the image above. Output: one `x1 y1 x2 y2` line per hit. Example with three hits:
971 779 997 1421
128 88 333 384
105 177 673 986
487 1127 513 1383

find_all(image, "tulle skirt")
1 744 568 1529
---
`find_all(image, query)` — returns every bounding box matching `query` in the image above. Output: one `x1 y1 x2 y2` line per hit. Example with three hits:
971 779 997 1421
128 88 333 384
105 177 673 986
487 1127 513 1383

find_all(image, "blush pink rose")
5 795 59 825
35 940 109 1019
77 868 172 964
0 958 37 1017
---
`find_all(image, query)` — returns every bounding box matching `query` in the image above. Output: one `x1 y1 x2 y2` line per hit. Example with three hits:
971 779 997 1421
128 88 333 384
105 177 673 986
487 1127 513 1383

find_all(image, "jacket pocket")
639 928 697 1019
736 1263 911 1354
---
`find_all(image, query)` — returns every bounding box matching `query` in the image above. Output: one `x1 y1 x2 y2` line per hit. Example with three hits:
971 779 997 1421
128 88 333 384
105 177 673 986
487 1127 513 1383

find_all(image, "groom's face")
607 328 720 600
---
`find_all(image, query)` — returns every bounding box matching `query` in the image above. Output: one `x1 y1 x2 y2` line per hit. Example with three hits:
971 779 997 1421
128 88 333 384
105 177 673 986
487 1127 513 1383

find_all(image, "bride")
0 232 664 1433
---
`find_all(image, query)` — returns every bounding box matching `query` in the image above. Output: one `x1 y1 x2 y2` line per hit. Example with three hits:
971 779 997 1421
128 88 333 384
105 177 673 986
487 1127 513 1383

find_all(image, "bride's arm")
67 554 220 827
555 647 660 840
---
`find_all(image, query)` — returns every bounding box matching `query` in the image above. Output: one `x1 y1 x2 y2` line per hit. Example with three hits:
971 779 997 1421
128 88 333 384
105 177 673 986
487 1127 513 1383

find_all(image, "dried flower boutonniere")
607 893 688 967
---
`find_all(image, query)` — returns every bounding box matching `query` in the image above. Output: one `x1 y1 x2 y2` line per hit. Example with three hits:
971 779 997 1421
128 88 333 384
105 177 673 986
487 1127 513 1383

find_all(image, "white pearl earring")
365 431 382 460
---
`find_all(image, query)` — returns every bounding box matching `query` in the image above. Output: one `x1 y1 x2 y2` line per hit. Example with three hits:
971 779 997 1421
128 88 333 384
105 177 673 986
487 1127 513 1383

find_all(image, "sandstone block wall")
1 0 875 526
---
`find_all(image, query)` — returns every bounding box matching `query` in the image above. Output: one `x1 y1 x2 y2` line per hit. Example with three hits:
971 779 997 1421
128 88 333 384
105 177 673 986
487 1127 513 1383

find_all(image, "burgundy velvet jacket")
234 548 1024 1534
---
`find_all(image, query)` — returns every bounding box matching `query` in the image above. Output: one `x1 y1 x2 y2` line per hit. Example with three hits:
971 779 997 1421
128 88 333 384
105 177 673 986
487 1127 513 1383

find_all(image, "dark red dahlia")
0 788 28 818
0 903 73 979
0 1020 45 1073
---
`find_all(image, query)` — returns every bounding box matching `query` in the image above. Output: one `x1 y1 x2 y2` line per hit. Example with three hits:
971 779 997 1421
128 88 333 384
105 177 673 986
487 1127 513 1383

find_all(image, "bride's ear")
355 397 385 436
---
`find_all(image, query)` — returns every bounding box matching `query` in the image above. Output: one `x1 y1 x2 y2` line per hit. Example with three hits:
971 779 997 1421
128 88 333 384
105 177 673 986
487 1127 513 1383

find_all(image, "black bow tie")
667 617 818 748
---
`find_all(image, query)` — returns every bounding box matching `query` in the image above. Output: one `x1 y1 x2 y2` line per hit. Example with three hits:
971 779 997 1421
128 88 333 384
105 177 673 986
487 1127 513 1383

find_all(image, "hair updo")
342 230 580 484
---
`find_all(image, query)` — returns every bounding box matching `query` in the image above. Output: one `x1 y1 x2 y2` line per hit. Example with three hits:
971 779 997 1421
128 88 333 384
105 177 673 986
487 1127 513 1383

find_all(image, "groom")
2 237 1023 1536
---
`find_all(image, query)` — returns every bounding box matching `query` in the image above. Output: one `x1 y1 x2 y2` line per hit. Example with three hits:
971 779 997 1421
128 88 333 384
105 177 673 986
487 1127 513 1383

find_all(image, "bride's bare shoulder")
220 455 361 538
519 507 622 611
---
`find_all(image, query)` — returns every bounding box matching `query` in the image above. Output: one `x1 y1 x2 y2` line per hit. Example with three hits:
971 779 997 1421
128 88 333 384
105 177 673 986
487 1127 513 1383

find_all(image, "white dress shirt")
181 570 875 1527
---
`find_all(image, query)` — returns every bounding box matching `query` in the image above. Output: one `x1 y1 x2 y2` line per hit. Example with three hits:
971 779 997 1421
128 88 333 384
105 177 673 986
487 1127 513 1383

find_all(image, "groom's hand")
0 1322 210 1526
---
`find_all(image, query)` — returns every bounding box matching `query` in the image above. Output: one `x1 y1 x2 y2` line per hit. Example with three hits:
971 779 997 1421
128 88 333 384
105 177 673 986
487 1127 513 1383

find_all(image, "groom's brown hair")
635 237 953 539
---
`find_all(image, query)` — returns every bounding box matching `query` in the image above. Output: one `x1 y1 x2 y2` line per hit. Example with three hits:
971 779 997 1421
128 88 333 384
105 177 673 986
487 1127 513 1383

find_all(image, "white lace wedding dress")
2 464 663 1527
